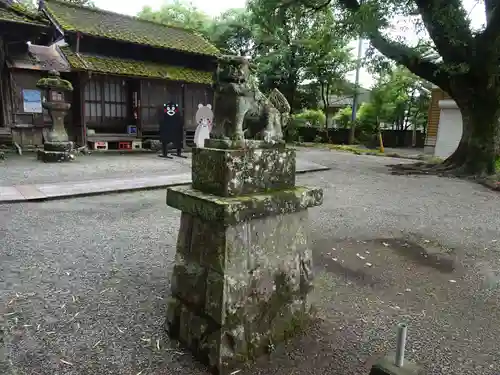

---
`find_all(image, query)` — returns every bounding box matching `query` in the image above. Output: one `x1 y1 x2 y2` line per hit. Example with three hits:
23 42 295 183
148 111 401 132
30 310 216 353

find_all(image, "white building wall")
434 99 462 159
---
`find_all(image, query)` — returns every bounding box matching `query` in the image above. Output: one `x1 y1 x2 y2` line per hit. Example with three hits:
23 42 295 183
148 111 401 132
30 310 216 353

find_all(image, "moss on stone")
61 48 213 84
0 4 48 26
166 186 323 225
36 71 74 92
192 147 296 197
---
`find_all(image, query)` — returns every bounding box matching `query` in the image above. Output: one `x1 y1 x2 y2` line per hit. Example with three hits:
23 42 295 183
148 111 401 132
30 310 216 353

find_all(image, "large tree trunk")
445 95 500 175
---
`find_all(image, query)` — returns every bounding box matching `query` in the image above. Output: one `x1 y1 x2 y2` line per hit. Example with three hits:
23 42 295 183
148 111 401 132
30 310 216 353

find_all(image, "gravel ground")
0 149 326 186
1 149 500 375
0 153 192 186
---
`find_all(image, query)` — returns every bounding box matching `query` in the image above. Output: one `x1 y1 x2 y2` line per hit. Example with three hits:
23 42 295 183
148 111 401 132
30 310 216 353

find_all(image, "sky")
92 0 487 88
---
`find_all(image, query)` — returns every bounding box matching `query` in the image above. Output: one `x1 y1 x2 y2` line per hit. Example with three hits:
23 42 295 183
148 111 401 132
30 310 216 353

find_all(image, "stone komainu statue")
211 55 291 142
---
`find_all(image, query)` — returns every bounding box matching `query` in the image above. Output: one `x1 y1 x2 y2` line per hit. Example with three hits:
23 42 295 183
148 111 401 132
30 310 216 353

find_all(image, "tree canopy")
138 0 211 37
136 0 499 174
285 0 500 175
137 0 358 112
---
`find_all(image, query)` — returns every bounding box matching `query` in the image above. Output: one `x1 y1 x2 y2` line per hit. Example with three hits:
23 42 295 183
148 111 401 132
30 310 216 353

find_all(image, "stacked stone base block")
166 145 322 374
37 141 74 162
37 150 72 162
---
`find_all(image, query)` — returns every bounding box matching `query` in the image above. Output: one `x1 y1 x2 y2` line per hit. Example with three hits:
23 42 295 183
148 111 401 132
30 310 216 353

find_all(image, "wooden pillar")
137 79 143 138
79 72 89 146
0 38 7 127
182 83 187 148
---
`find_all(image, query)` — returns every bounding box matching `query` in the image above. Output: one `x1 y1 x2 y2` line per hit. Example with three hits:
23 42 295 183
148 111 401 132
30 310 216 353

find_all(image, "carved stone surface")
211 55 290 142
166 210 316 374
167 185 322 225
192 146 296 197
166 143 323 374
42 102 71 143
43 141 74 152
204 138 286 150
36 71 75 163
37 149 73 162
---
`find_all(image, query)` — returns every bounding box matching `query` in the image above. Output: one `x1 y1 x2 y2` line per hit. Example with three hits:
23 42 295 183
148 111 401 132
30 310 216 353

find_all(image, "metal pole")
395 323 407 367
351 36 363 123
349 0 364 144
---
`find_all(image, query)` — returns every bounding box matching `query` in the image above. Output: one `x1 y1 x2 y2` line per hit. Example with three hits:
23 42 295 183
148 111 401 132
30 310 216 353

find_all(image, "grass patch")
293 142 381 155
292 142 425 160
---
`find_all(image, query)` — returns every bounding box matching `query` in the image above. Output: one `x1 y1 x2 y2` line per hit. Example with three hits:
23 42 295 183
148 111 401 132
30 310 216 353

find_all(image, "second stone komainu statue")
165 54 323 375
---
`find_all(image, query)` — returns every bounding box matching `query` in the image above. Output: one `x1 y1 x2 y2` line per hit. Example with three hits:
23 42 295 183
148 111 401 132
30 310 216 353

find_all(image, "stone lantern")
36 70 75 162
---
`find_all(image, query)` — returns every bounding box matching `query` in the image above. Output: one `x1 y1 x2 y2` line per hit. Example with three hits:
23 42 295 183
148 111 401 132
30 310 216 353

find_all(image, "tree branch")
337 0 451 92
413 0 474 63
477 0 500 58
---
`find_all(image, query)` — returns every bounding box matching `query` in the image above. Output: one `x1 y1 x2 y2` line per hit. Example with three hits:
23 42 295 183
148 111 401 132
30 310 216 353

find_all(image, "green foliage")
365 67 430 132
292 109 326 128
138 0 212 36
15 0 95 10
356 102 378 131
135 0 355 113
293 0 500 173
210 9 254 56
295 83 321 111
333 106 352 128
302 8 355 113
247 0 355 111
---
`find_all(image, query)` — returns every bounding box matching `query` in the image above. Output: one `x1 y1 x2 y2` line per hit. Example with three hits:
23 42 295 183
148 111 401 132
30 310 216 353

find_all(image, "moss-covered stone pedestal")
36 70 75 163
166 141 323 374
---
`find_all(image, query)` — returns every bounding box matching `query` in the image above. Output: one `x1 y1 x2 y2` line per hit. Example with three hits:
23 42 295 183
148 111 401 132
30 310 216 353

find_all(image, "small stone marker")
165 138 323 374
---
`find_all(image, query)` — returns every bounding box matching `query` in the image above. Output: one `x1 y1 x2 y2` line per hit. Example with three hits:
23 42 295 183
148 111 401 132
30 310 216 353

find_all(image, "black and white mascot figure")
158 101 185 158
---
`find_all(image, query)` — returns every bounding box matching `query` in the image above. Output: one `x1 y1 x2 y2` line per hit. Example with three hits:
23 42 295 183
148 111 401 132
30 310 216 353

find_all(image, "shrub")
292 109 326 128
333 107 352 128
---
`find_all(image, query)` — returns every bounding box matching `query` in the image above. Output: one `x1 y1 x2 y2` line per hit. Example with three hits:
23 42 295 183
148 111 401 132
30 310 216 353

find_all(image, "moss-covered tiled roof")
43 0 219 56
0 3 49 27
61 48 213 84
